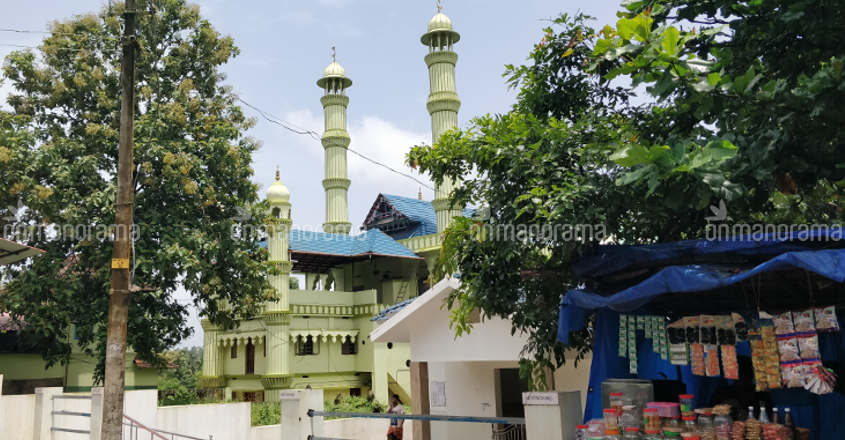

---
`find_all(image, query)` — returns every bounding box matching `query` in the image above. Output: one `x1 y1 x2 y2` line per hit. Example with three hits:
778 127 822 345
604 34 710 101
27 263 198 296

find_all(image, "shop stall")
557 232 845 440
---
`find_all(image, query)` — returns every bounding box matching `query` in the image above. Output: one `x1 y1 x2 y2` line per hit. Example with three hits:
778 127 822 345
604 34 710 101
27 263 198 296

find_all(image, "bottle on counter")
759 403 770 424
772 407 779 424
747 406 755 421
783 408 795 440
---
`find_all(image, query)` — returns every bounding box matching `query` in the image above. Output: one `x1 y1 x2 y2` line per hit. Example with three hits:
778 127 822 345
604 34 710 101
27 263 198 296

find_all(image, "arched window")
296 335 318 356
245 339 255 374
341 336 357 355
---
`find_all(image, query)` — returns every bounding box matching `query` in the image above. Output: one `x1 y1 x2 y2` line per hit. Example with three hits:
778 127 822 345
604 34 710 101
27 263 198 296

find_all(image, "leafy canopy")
408 1 845 385
0 0 272 378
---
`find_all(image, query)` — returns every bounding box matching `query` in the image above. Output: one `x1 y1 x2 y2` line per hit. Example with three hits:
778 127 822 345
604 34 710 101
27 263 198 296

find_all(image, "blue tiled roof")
381 194 438 239
282 228 419 259
370 297 416 321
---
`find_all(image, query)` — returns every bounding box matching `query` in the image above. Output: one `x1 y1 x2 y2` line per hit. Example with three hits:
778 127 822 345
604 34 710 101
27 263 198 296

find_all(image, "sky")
1 0 622 347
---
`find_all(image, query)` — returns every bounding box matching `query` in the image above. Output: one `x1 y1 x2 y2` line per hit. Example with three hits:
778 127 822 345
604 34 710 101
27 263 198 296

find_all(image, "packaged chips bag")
793 309 816 332
814 306 840 332
797 332 821 359
773 311 795 335
776 335 801 362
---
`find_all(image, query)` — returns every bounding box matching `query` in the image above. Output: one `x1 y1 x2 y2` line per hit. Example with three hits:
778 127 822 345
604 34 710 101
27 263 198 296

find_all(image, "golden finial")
275 166 280 181
331 46 336 63
436 0 443 13
418 187 423 200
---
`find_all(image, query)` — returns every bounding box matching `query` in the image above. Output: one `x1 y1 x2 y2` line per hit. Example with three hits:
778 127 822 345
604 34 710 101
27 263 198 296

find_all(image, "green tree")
158 347 203 406
0 0 271 379
408 2 845 386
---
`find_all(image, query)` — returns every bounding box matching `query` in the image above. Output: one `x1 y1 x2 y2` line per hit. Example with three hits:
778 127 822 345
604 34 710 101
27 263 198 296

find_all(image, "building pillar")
33 387 63 440
200 322 219 378
410 361 431 440
330 267 345 292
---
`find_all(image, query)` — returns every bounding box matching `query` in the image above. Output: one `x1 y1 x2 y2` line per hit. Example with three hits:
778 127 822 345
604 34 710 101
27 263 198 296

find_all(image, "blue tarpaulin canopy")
558 233 845 439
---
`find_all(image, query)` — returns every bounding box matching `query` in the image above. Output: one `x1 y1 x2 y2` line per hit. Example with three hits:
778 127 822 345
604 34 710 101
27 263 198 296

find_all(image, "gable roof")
362 193 476 240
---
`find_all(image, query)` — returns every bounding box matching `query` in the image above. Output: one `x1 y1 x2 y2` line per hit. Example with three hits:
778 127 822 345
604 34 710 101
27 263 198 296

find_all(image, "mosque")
199 7 465 404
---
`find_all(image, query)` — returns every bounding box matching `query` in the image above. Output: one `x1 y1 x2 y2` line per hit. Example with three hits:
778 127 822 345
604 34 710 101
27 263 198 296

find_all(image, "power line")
236 96 434 191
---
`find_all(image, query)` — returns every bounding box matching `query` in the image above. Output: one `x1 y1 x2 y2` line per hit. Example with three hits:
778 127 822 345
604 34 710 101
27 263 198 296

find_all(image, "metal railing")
50 394 93 436
47 393 210 440
492 423 527 440
307 410 527 440
123 414 212 440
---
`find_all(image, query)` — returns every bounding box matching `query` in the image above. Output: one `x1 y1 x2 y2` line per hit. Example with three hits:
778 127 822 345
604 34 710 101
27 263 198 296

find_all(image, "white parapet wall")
156 401 252 439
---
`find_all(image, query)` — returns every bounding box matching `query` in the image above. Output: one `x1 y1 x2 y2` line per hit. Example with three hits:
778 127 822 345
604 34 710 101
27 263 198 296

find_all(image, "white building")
370 278 592 440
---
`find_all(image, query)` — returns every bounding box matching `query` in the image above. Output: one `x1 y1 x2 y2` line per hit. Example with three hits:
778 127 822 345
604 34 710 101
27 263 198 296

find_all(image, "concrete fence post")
280 389 324 440
90 387 104 440
522 391 582 440
33 387 63 440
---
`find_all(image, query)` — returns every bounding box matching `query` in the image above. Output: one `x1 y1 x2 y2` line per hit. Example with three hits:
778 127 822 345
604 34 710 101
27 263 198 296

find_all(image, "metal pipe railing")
306 409 526 425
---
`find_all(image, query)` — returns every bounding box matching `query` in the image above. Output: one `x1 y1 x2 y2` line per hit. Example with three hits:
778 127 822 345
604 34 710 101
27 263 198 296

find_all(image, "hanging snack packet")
700 315 717 345
667 318 689 365
686 316 701 344
773 311 795 334
691 343 706 376
637 315 646 330
776 335 801 362
721 344 739 380
780 360 803 388
750 338 769 391
704 344 721 377
793 309 816 332
797 332 821 359
814 306 840 332
761 323 782 389
619 315 628 357
628 324 638 374
732 312 749 341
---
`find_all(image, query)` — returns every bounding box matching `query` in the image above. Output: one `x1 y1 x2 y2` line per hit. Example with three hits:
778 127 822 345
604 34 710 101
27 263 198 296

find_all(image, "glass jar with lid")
644 429 663 440
711 406 732 440
681 415 698 434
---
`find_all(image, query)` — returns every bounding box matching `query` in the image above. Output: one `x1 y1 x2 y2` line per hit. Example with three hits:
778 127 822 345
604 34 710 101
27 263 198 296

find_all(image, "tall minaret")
422 3 463 233
263 168 292 399
317 48 353 235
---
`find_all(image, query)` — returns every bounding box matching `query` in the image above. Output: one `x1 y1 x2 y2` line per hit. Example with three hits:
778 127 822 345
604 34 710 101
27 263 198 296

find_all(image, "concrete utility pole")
102 1 136 438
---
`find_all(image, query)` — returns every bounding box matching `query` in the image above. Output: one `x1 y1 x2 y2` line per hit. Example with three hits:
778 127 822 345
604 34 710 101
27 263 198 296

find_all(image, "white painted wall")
0 394 35 439
324 417 414 440
156 401 252 440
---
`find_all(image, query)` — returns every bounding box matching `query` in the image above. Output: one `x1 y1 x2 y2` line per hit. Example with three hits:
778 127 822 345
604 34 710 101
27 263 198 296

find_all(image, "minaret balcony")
425 50 458 67
320 94 350 108
321 178 351 190
426 93 461 114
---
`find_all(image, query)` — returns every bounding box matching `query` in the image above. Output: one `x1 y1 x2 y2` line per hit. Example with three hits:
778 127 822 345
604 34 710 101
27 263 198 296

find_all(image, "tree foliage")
408 1 845 386
0 0 271 379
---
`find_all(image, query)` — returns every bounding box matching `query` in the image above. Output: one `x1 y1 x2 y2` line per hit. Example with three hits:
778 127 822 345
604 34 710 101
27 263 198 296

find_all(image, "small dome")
317 61 353 89
267 179 290 205
421 11 461 46
428 12 453 32
323 61 346 78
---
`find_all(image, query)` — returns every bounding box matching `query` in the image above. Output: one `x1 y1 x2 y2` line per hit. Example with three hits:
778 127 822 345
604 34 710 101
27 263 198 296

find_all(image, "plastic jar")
680 434 700 440
623 426 643 440
604 409 620 432
576 424 589 440
679 394 695 413
695 409 715 440
620 405 640 428
663 428 683 439
682 415 698 434
712 412 732 440
644 408 661 432
610 392 626 413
